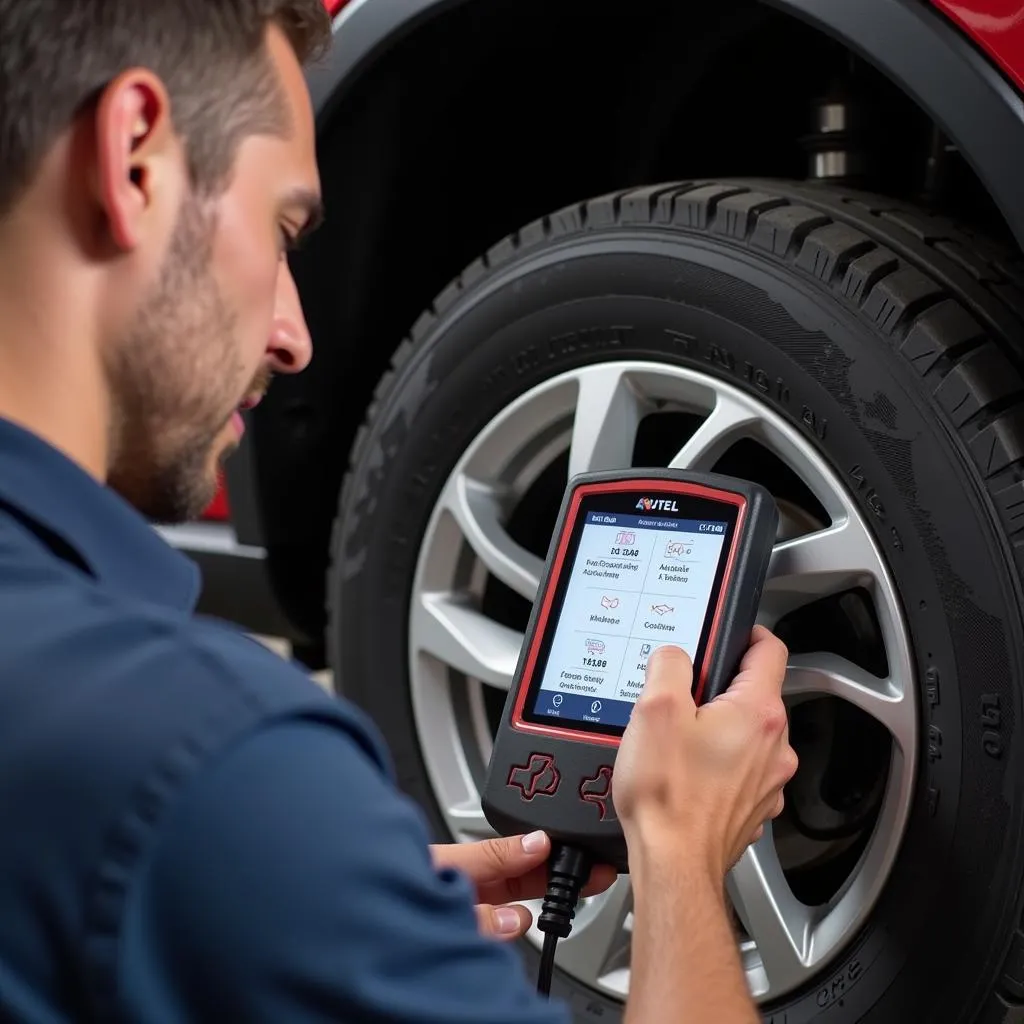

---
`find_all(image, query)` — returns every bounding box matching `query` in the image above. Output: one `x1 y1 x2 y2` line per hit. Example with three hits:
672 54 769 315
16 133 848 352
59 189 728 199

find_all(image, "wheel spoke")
728 832 813 998
412 593 522 690
446 797 498 839
784 653 909 750
761 518 881 622
568 365 644 479
754 419 850 525
553 875 633 986
442 474 544 601
669 392 759 470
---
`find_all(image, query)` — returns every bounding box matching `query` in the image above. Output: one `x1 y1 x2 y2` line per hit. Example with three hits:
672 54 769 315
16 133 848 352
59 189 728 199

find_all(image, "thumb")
476 902 532 941
640 645 697 710
725 626 788 699
441 832 552 884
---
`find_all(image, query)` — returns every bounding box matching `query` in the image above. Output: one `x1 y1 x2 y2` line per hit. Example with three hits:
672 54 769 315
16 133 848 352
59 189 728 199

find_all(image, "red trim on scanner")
510 479 746 747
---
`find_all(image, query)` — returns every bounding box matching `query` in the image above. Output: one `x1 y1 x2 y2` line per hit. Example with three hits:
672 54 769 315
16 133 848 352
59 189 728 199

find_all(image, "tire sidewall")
332 232 1024 1022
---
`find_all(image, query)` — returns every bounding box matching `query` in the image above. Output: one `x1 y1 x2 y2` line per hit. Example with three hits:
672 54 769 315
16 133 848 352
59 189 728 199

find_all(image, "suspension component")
802 81 867 184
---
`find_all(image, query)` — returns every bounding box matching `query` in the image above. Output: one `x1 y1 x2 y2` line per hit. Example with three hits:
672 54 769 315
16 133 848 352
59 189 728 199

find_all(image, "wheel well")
262 0 1015 643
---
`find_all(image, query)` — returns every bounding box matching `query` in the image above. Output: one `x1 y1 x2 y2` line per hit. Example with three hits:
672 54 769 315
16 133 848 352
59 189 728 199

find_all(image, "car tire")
329 178 1024 1022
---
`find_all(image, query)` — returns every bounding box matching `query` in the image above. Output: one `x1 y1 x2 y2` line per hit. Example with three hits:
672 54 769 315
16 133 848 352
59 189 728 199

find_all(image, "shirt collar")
0 416 201 611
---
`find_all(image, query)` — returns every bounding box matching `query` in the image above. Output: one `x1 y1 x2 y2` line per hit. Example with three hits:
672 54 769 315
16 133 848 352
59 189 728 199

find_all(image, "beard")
104 193 252 525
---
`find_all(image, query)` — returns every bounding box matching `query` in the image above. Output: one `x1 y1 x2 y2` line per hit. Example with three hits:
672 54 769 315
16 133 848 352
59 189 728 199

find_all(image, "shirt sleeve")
117 717 570 1024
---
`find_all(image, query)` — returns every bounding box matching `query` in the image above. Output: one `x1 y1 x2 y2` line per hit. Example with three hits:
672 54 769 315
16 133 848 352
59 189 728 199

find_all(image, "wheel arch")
764 0 1024 247
241 0 1024 642
307 0 1024 244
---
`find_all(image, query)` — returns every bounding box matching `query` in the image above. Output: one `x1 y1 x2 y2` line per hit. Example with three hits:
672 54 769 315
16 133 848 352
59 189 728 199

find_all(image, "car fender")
309 0 1024 249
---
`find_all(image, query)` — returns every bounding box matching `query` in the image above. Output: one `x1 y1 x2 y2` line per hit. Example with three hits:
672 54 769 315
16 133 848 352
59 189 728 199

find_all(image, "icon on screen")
615 530 636 546
650 603 674 616
585 638 606 654
552 694 563 707
591 700 602 714
600 595 620 610
665 540 691 559
640 642 652 656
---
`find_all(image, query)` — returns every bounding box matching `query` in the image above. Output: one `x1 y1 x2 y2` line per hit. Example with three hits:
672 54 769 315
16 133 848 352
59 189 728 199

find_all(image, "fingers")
743 785 789 856
435 834 619 911
755 789 785 825
632 645 697 721
431 831 551 884
732 626 789 698
581 862 619 898
644 644 695 693
476 875 617 940
476 902 532 941
486 860 618 905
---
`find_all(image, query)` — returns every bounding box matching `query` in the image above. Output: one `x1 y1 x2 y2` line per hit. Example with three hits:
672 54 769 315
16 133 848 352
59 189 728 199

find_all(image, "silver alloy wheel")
408 360 917 1005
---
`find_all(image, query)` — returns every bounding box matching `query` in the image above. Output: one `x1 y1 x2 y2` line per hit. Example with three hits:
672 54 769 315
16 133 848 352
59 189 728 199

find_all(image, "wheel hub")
407 360 917 1005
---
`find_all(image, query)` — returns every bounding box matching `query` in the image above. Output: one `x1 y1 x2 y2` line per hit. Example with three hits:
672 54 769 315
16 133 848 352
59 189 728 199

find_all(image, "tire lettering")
742 362 791 405
514 345 540 374
663 328 695 355
548 326 632 360
685 338 831 439
516 327 634 375
707 343 735 373
816 958 862 1009
981 693 1001 727
746 363 771 394
801 404 828 440
981 694 1004 759
847 465 887 522
983 732 1003 759
926 669 942 814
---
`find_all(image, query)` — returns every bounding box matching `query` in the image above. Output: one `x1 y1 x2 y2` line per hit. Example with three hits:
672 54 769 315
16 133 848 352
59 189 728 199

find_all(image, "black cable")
537 932 558 996
535 843 592 996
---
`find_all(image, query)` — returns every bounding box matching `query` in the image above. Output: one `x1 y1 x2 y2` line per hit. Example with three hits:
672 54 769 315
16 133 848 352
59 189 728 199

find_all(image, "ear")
93 70 178 252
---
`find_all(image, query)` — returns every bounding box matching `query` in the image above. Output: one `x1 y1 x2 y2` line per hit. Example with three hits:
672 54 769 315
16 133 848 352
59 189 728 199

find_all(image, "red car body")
933 0 1024 89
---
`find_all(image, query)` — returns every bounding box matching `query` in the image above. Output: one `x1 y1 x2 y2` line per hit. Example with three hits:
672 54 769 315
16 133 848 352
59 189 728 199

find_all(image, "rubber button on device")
579 765 616 822
507 753 561 801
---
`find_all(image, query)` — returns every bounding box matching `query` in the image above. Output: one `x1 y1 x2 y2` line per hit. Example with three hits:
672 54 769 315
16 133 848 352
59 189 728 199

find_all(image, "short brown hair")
0 0 332 217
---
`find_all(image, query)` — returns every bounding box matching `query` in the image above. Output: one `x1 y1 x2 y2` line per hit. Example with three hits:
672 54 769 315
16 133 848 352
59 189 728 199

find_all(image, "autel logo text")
636 497 679 512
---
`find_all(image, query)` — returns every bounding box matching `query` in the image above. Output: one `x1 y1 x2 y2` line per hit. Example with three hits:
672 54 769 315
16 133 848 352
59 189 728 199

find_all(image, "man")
0 2 798 1022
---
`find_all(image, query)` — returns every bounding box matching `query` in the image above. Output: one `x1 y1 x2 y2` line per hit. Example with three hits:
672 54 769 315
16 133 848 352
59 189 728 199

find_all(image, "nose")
267 262 313 374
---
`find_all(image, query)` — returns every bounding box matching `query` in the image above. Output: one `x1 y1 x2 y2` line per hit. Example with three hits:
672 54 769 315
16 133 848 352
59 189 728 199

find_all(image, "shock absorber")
802 80 867 185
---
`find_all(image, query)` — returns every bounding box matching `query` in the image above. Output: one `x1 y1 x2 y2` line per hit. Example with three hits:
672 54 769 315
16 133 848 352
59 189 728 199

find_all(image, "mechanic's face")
106 26 319 523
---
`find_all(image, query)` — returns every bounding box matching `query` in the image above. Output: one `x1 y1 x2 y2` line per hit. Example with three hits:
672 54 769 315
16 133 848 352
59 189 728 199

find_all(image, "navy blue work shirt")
0 417 568 1024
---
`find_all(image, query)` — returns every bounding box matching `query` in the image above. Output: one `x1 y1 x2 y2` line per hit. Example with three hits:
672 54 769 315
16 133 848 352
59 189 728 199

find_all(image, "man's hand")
613 626 798 880
613 627 798 1024
431 832 618 940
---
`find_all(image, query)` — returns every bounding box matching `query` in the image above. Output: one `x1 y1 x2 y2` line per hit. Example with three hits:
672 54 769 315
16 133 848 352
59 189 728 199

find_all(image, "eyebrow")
286 187 326 238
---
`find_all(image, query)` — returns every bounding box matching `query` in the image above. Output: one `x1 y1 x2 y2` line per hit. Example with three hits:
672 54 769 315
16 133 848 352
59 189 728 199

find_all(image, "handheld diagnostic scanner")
481 469 779 875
